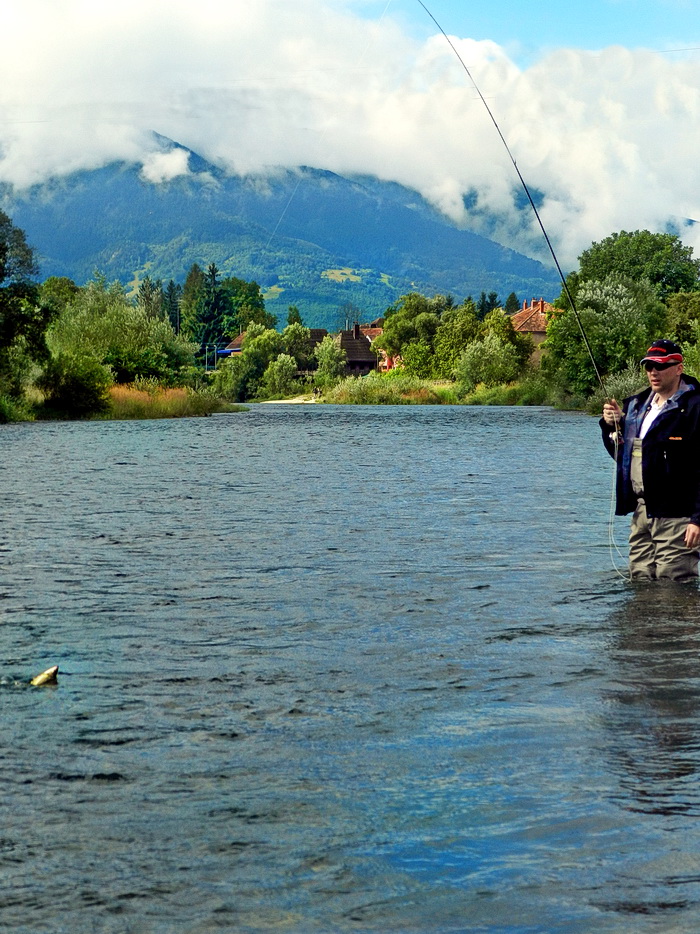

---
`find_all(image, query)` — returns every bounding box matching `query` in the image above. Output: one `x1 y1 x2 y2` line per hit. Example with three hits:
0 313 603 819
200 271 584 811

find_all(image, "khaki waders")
629 437 699 580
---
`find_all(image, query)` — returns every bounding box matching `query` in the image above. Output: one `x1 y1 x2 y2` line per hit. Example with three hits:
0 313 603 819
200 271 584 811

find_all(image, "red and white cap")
640 339 683 365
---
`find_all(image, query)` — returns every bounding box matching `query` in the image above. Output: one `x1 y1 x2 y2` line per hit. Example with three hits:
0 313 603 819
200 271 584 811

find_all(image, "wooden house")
339 323 378 376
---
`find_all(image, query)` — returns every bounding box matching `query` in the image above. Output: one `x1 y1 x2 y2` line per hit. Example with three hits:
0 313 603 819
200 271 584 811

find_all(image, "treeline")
4 205 700 420
0 212 352 418
0 210 215 421
542 229 700 409
354 230 700 409
372 292 531 391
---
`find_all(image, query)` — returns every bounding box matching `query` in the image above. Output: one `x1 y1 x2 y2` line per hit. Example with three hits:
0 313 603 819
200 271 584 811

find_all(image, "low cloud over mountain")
1 0 699 268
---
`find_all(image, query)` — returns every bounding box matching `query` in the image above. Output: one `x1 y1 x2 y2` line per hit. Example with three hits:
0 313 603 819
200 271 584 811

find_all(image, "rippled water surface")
3 405 700 933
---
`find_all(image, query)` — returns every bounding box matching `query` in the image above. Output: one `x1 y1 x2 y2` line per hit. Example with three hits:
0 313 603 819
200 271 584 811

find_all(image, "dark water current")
2 404 700 933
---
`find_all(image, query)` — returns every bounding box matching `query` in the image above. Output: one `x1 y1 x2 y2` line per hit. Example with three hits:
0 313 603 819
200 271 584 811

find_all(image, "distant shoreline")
256 396 318 405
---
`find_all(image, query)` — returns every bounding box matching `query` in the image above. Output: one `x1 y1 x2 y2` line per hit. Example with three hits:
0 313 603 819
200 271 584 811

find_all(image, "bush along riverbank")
4 206 700 422
104 384 244 419
317 370 565 407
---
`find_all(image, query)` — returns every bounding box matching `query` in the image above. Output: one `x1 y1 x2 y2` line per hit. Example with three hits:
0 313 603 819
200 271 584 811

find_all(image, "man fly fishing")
601 339 700 581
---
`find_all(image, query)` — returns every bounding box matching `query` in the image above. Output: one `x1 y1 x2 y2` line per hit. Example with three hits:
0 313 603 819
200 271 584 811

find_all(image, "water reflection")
594 582 700 921
605 582 700 816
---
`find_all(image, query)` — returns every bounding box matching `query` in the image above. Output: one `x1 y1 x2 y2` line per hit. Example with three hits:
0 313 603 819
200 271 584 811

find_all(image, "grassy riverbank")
2 383 245 422
319 371 563 407
105 384 242 419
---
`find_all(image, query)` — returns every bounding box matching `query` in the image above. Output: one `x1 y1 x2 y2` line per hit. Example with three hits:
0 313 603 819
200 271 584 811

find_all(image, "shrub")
106 384 231 419
0 393 34 423
459 374 552 406
324 372 445 404
38 353 113 419
453 333 521 392
585 361 647 415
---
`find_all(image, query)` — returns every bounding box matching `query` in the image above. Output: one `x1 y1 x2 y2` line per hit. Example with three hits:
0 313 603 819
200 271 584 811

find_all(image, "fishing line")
415 1 633 577
414 0 606 395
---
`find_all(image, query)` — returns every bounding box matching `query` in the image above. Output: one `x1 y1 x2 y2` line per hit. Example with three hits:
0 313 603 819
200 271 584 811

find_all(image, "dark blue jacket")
600 375 700 523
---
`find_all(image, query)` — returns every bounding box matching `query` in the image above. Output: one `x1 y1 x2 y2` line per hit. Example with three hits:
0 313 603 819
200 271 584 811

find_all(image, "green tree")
577 230 700 300
261 353 298 397
220 277 275 334
212 325 283 401
454 332 521 391
38 352 112 419
454 334 521 392
47 276 196 385
504 291 520 314
0 211 55 410
137 276 165 319
0 210 38 284
482 307 533 367
164 280 183 333
401 341 435 378
476 290 500 320
666 292 700 344
680 321 700 380
373 293 444 358
313 335 347 388
211 353 257 402
287 305 303 326
432 300 481 377
40 276 80 313
543 275 666 394
180 263 205 340
281 323 313 369
199 263 229 347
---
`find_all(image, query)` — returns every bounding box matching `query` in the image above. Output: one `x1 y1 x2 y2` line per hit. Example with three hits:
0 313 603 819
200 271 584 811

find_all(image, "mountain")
0 138 561 329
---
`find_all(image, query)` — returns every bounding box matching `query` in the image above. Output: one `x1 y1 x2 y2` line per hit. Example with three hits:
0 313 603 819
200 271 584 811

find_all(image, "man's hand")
602 399 623 427
686 523 700 550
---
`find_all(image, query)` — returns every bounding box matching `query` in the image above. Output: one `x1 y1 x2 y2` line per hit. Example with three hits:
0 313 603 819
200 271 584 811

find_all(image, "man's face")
646 361 683 395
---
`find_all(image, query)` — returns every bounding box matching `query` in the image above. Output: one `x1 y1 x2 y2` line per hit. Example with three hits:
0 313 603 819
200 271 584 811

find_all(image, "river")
2 405 700 933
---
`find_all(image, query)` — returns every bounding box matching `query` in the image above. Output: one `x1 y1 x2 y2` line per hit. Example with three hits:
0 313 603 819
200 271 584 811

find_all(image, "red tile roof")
511 298 553 335
224 332 246 350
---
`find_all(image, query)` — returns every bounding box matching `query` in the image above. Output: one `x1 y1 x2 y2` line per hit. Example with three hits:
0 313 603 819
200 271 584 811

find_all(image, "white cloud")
1 0 700 267
140 148 191 184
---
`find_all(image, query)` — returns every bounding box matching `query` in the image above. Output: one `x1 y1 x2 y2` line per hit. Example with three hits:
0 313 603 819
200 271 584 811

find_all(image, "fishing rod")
415 0 606 395
415 2 633 578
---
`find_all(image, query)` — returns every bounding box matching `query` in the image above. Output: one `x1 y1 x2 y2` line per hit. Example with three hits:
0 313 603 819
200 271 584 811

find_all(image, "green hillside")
1 141 561 329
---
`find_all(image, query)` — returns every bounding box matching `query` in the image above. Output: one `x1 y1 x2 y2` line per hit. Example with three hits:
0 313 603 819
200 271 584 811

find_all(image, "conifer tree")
180 263 205 342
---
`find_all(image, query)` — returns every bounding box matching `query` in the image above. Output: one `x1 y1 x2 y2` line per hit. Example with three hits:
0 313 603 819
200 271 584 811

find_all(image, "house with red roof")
510 298 554 362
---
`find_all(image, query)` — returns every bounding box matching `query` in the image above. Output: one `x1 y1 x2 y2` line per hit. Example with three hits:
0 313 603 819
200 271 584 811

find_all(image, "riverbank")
257 394 318 404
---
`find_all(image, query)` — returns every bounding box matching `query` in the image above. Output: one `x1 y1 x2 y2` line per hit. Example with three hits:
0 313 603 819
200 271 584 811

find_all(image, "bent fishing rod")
415 2 631 578
415 0 607 395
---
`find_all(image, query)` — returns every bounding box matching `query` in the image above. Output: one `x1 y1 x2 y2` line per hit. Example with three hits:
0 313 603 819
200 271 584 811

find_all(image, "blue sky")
365 0 700 62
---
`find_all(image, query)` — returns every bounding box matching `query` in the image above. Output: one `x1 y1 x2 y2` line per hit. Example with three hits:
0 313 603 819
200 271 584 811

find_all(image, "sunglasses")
644 361 679 371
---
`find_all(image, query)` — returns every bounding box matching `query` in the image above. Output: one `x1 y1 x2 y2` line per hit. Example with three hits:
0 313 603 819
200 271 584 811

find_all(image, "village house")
510 297 554 362
359 320 392 372
221 323 384 377
219 332 247 357
339 323 379 376
221 328 328 357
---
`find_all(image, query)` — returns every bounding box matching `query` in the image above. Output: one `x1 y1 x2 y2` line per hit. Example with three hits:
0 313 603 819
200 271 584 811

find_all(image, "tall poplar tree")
180 263 205 341
164 280 183 333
